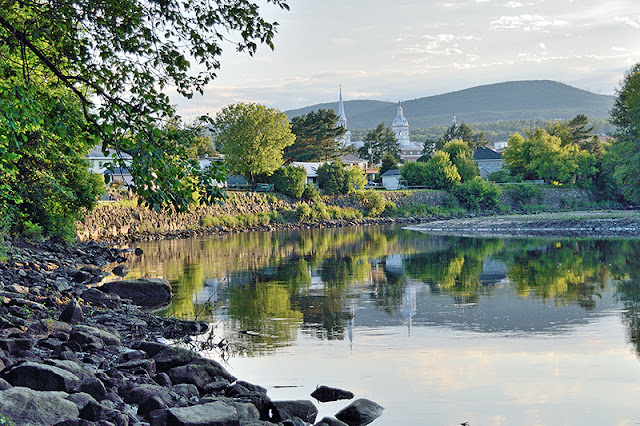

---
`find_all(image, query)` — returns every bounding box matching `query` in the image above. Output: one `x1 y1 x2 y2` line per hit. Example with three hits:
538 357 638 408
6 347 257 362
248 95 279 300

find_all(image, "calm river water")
118 225 640 425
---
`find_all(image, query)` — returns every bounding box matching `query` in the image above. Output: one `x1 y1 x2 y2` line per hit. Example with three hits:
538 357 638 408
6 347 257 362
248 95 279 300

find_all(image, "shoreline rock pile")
0 240 384 425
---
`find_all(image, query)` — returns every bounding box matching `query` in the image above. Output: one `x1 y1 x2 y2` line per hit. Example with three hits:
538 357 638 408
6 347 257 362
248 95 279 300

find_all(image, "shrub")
354 190 390 217
486 169 521 183
302 184 320 201
510 183 542 208
317 162 347 195
311 202 331 221
295 203 312 221
452 177 502 210
270 165 306 198
345 166 367 192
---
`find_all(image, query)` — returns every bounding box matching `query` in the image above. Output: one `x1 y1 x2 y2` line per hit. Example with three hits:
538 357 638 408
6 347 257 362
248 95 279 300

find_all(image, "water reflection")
118 227 640 354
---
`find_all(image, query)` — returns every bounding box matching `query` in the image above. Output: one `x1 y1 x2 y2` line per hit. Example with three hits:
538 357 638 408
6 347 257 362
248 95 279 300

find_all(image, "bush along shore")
0 240 384 425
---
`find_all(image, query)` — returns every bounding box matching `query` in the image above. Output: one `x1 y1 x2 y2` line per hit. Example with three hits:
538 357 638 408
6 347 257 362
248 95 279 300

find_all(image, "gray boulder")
335 398 384 426
166 400 240 426
310 385 354 403
80 288 122 309
99 278 172 308
168 364 214 390
59 300 83 324
0 387 79 425
3 361 80 392
69 324 120 350
273 400 318 424
152 346 196 372
191 356 236 382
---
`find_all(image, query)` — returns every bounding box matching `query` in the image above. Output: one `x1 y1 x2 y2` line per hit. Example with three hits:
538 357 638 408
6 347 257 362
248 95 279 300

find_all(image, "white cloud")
614 16 640 29
489 15 569 32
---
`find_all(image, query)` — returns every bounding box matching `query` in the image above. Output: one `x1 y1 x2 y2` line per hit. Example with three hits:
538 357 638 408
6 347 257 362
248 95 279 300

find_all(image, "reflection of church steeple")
402 284 418 336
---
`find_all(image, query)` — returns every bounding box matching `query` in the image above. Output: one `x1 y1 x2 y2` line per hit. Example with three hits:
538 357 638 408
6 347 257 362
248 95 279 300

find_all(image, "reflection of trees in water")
124 226 640 353
613 241 640 355
505 240 620 309
402 237 504 303
227 281 304 356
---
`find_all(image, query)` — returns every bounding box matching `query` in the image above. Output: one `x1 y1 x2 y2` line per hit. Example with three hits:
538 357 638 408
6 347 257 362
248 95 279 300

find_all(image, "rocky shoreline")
406 210 640 238
0 240 383 425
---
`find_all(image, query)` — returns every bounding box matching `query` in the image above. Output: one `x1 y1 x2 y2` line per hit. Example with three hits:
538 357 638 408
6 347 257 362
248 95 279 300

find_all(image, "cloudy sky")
171 0 640 118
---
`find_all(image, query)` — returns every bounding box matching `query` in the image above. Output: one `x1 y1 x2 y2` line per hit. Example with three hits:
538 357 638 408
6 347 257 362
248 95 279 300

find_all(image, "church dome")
392 102 408 127
393 115 408 126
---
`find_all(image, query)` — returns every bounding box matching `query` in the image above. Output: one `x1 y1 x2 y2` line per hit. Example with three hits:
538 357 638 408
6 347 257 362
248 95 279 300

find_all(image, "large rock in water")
0 387 79 425
335 398 384 426
311 385 354 403
99 278 172 308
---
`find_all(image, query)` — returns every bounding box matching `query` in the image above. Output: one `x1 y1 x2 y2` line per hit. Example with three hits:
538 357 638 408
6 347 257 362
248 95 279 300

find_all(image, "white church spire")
336 86 351 146
337 85 347 129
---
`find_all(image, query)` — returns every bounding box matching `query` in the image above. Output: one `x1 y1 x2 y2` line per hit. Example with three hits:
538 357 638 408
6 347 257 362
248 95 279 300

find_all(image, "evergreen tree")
287 109 346 162
358 123 399 163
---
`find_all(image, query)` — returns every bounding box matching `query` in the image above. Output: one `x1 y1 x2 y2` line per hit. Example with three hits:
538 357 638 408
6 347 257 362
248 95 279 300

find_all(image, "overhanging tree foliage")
0 0 289 216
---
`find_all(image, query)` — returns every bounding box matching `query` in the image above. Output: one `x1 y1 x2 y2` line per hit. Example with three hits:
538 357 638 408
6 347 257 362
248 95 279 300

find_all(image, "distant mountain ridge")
284 80 615 130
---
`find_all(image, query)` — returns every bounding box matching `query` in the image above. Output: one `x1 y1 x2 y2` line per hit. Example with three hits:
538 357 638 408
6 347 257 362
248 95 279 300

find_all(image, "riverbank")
77 187 599 242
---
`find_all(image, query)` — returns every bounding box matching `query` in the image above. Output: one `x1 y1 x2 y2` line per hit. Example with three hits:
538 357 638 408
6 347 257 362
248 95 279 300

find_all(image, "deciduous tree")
213 103 295 185
609 63 640 203
441 140 478 183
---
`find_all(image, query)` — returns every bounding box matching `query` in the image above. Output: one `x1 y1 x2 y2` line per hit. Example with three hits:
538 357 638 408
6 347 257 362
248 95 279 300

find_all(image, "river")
117 225 640 425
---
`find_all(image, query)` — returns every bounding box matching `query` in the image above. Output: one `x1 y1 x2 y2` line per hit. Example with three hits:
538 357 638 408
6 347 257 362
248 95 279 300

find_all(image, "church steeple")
452 112 457 128
337 85 347 129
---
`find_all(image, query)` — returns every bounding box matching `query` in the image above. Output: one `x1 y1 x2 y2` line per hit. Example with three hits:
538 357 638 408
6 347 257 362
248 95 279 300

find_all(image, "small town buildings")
381 169 402 190
473 147 503 179
293 154 370 187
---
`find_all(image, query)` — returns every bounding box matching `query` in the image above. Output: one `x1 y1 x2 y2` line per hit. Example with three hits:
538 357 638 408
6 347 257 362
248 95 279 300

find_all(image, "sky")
171 0 640 119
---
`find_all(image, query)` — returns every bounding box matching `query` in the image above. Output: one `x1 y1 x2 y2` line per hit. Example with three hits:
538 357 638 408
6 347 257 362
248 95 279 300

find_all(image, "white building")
392 102 423 162
381 169 403 190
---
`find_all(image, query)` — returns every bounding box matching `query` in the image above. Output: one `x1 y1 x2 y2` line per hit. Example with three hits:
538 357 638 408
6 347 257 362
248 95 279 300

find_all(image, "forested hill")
284 80 615 130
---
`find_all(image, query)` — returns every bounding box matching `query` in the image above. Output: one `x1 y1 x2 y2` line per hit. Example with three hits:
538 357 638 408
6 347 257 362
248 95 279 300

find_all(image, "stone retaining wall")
77 188 595 241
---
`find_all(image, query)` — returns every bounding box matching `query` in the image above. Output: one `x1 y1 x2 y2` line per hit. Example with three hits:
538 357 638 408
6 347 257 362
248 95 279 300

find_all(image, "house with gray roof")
473 147 503 179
